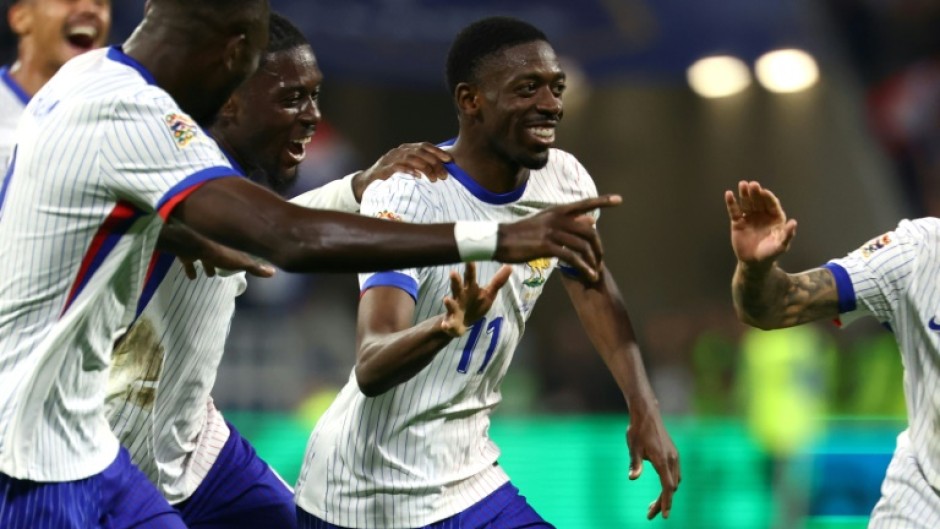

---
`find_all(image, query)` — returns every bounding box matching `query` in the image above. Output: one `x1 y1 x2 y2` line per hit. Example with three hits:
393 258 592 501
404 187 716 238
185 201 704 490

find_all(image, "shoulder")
363 172 444 206
532 148 597 198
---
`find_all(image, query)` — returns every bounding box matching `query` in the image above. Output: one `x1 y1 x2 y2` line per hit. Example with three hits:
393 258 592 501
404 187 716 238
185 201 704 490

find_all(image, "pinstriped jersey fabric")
105 179 359 503
827 218 940 513
0 66 28 174
0 47 236 481
295 148 598 528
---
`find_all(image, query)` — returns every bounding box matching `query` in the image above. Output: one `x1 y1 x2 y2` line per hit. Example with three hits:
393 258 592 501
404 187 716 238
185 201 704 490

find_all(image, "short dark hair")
445 16 548 96
266 11 309 56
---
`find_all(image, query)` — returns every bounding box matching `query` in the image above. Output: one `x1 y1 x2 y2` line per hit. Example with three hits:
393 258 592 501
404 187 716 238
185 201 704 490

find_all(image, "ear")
8 2 33 36
224 33 255 76
455 82 481 118
217 96 239 125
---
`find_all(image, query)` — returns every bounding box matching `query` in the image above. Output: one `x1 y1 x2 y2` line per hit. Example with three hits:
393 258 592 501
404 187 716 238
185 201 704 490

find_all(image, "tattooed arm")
726 181 840 329
732 264 839 329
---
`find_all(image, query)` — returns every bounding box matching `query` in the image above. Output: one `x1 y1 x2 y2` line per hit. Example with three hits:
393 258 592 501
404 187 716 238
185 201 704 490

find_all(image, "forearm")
563 272 659 411
174 177 461 273
731 261 837 329
356 316 455 397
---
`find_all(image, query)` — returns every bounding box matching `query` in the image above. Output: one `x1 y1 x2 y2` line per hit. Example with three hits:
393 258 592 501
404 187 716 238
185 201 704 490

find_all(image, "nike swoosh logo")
929 317 940 331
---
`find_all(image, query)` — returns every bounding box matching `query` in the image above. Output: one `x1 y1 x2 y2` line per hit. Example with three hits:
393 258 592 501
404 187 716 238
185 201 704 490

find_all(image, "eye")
517 82 537 96
552 82 567 97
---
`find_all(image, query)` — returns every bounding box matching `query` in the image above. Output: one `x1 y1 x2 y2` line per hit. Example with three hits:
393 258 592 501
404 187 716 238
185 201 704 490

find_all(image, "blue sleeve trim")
155 166 237 212
823 262 857 314
558 264 581 279
361 272 418 302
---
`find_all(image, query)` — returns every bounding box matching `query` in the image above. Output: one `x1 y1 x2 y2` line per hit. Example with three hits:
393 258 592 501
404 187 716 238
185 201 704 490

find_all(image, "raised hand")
440 263 512 337
352 142 453 201
495 195 621 282
626 409 680 520
725 180 797 267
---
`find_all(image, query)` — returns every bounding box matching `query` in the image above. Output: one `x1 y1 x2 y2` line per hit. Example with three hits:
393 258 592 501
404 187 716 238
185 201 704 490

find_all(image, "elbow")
354 362 387 398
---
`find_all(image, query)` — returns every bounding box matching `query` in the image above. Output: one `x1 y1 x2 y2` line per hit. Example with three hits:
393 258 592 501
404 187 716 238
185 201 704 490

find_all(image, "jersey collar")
0 66 31 105
106 46 157 86
437 138 529 205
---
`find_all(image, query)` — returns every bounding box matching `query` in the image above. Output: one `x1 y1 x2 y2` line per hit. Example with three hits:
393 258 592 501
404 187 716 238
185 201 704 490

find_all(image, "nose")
535 87 562 117
299 96 321 128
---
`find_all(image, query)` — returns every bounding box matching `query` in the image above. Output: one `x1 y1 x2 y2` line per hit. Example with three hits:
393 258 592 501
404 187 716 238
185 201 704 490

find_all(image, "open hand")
725 180 797 267
440 263 512 337
352 142 453 201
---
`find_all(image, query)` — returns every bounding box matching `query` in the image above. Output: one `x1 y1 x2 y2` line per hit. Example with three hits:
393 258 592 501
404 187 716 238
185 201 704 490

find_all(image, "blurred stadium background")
6 0 940 527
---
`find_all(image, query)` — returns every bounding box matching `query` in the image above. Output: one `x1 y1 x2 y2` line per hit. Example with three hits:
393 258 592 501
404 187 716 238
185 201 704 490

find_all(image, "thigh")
0 471 100 529
178 428 295 529
296 507 345 529
869 445 940 529
433 483 555 529
99 449 187 529
0 450 185 529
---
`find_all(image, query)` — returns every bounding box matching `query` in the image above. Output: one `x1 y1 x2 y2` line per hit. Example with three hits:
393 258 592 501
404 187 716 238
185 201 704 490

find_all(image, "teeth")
68 25 98 38
530 127 555 139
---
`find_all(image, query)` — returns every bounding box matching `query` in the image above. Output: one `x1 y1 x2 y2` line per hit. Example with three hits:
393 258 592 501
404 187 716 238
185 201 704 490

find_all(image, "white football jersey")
0 66 29 174
106 174 360 502
294 148 598 528
826 218 940 491
0 47 237 482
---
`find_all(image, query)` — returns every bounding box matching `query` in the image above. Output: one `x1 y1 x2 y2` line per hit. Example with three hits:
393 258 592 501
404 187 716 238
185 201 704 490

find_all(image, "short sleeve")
825 218 926 326
357 174 438 301
101 93 238 219
289 173 359 213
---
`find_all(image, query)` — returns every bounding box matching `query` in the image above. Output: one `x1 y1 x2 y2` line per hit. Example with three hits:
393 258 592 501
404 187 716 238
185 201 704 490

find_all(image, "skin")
6 0 111 96
354 39 680 521
123 1 619 279
726 180 839 329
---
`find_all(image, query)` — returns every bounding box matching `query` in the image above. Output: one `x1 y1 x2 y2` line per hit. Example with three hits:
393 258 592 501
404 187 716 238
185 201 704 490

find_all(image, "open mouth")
65 25 99 50
526 125 556 145
284 138 312 165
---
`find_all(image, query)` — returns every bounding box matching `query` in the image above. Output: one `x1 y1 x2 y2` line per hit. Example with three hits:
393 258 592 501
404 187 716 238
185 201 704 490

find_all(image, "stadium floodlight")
686 55 752 99
755 48 819 93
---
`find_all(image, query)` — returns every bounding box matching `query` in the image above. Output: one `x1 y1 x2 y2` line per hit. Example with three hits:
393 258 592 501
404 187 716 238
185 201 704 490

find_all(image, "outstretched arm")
561 270 680 520
727 180 839 329
354 263 511 396
173 177 619 278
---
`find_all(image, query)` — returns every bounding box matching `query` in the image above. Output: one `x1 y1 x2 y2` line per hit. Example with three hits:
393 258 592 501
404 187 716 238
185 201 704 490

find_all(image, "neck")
123 25 205 120
9 45 60 97
210 130 248 172
448 134 528 194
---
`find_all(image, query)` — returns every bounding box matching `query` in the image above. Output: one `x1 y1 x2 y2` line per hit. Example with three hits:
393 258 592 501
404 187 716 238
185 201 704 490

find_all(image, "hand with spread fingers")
440 263 513 337
352 142 454 202
725 180 798 268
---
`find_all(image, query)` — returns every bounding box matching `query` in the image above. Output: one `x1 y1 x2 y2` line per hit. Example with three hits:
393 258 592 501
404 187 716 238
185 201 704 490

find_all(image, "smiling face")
472 40 566 170
218 44 322 194
10 0 111 72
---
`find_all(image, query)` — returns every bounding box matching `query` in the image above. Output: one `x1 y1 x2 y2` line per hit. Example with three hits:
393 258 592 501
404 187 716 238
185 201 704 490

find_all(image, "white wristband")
454 221 498 262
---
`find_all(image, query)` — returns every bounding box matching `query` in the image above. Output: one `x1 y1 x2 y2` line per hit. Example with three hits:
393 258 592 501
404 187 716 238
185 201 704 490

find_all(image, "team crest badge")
523 258 552 288
375 210 403 221
860 233 891 259
164 113 198 148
